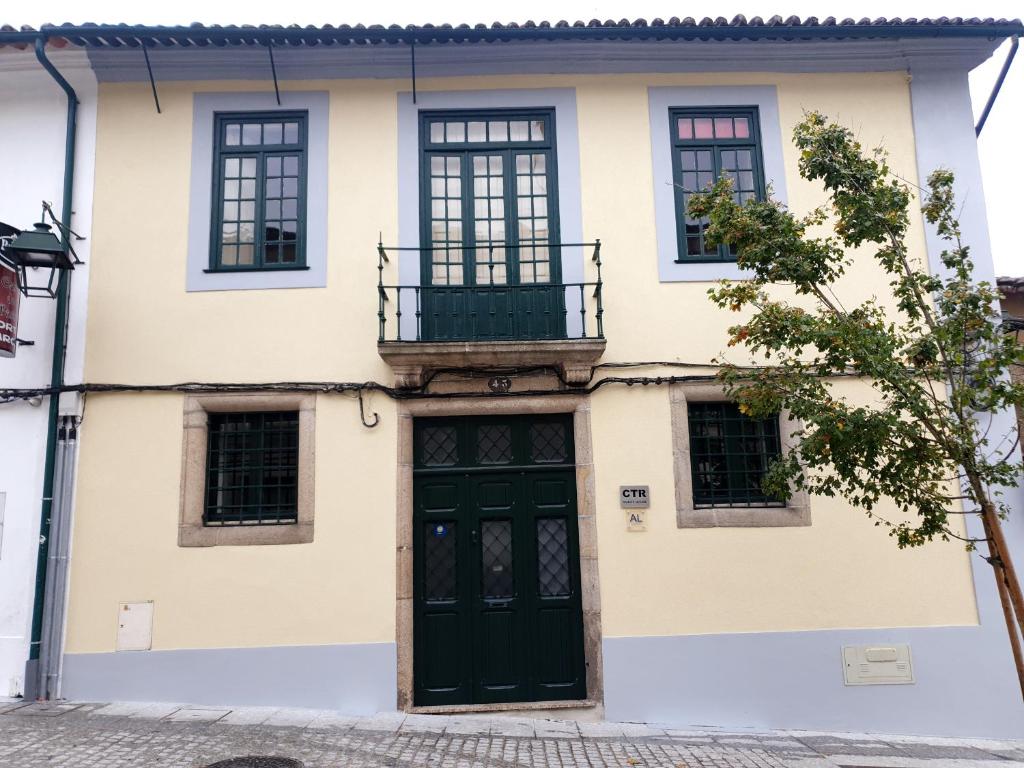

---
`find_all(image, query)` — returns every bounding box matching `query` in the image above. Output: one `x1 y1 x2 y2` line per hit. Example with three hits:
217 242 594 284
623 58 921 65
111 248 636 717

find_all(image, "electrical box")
842 643 914 685
116 601 154 651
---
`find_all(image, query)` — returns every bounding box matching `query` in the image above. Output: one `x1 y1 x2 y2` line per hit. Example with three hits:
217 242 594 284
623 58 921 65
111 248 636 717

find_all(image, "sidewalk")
1 699 1023 768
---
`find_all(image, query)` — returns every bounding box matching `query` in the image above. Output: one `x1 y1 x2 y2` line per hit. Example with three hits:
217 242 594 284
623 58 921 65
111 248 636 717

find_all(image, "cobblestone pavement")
1 700 1023 768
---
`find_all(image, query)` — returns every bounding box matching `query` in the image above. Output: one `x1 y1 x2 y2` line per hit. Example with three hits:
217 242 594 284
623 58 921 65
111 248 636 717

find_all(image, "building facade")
0 45 96 698
1 17 1023 737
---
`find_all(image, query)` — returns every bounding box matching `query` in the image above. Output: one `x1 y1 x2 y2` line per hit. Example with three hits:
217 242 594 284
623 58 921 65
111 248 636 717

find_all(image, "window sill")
179 521 314 547
677 503 810 529
203 266 310 274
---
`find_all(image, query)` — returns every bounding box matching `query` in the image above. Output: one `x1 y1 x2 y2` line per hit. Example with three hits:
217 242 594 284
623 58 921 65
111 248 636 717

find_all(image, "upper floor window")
210 112 308 272
670 107 765 263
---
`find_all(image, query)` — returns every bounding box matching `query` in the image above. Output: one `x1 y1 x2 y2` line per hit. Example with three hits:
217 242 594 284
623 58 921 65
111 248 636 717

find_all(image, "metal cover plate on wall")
842 643 914 685
116 601 154 651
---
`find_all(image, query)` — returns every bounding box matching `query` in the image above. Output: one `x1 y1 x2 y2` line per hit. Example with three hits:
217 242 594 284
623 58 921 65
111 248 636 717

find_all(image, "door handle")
471 529 478 544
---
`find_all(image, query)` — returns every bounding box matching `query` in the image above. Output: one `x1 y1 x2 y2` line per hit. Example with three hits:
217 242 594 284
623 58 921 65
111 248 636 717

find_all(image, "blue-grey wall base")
62 642 397 714
604 627 1024 738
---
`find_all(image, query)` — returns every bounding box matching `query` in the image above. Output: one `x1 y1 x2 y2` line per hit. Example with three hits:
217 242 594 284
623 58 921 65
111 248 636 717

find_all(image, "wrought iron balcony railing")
377 241 604 344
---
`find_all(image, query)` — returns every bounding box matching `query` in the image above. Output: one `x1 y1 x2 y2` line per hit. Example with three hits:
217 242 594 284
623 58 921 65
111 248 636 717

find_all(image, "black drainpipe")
976 35 1019 136
24 35 77 700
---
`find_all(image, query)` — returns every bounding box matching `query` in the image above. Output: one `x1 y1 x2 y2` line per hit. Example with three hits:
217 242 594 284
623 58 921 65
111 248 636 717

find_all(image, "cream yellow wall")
68 70 978 653
67 391 399 653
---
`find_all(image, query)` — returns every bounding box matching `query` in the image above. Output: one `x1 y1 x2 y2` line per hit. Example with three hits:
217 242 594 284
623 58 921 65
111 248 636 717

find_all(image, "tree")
688 112 1024 696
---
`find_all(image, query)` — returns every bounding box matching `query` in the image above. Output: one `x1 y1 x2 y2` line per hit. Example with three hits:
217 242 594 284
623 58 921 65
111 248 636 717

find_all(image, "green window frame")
670 106 765 263
209 111 308 272
204 411 299 526
688 402 783 507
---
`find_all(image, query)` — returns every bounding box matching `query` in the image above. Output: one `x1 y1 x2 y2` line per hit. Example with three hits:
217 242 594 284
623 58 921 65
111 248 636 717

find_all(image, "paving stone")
164 707 230 723
8 702 81 717
0 701 1021 768
262 708 320 728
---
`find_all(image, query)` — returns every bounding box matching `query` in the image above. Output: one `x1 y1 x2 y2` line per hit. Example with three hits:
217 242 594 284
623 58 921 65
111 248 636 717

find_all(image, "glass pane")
696 151 713 171
445 122 465 142
225 157 240 176
242 123 261 145
225 124 241 146
420 424 458 466
467 121 486 141
510 121 529 141
530 422 567 463
424 521 457 601
488 121 508 142
238 244 254 265
694 118 713 139
240 179 256 198
677 118 693 140
220 245 238 265
263 123 283 144
283 122 299 143
537 518 571 597
266 157 282 176
223 180 239 200
734 118 751 138
481 520 514 599
283 156 299 175
529 120 545 140
477 424 513 464
241 158 256 177
714 117 734 138
430 121 444 143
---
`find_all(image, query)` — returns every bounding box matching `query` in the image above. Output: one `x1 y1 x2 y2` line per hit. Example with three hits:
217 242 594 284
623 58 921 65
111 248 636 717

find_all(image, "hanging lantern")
0 219 74 299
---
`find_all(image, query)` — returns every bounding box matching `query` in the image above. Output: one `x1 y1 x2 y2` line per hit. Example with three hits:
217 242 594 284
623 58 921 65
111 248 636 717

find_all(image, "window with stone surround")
670 383 810 528
179 393 315 546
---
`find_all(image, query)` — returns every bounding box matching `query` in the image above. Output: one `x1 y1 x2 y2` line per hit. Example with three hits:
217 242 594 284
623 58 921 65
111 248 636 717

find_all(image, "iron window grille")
688 402 784 507
204 411 299 526
669 106 765 263
209 111 308 272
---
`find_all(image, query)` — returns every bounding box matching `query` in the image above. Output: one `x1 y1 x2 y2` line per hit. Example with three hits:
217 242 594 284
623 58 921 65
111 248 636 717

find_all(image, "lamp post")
0 203 77 299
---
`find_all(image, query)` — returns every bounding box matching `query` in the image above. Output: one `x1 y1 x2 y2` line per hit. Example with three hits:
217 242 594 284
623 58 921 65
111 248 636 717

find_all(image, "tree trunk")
980 500 1024 639
981 513 1024 700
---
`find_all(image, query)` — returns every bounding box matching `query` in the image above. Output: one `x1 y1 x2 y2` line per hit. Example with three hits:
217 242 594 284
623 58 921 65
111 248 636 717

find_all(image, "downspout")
25 35 77 701
976 35 1019 136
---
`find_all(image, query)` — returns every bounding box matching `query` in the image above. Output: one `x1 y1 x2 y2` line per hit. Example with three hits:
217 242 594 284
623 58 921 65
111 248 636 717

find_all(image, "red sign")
0 264 19 358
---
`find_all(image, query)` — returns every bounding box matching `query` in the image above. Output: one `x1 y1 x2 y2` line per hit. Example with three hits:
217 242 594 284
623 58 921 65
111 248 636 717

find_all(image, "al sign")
0 264 19 358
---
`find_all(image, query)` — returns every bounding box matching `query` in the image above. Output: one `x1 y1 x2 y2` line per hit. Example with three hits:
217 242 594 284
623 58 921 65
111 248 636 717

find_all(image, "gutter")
976 36 1019 136
0 21 1023 47
25 35 77 701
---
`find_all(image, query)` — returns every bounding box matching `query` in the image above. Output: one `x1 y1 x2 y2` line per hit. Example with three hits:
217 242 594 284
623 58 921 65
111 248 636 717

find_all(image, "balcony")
376 241 606 388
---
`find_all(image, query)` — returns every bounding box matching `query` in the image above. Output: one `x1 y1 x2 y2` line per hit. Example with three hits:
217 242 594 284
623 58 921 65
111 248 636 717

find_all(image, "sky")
3 0 1021 276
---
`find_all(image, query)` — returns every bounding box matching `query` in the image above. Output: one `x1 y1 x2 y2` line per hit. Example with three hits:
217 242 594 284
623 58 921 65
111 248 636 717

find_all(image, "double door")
412 415 586 705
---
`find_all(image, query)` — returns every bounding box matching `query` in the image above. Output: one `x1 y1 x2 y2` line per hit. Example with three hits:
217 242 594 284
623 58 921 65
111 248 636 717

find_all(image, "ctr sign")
0 264 19 358
619 485 650 508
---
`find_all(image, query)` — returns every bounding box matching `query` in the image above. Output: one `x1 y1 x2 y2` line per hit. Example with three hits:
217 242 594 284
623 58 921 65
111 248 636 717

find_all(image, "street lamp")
0 203 77 299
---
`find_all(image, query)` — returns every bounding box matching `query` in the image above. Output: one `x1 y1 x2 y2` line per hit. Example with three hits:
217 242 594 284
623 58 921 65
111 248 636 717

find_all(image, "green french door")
412 415 587 706
419 110 565 341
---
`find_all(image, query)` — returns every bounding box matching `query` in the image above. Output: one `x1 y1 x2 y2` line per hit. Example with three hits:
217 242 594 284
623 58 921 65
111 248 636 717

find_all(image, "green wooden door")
419 111 566 341
413 416 587 706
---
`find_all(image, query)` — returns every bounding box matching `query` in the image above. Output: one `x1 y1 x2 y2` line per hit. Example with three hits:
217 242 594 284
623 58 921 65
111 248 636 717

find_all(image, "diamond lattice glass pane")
530 422 568 464
481 520 514 598
420 425 458 466
477 424 513 464
536 518 571 597
423 521 457 600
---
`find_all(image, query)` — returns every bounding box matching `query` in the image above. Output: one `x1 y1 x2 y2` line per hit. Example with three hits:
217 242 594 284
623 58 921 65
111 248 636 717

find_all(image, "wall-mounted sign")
0 265 19 359
619 486 649 508
626 510 647 532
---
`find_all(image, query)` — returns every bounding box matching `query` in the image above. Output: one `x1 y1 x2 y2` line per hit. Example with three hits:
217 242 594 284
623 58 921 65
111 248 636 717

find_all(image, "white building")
0 44 96 698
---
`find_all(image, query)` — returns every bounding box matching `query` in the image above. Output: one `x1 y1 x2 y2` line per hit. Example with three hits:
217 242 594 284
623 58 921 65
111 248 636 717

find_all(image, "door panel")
413 415 586 706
